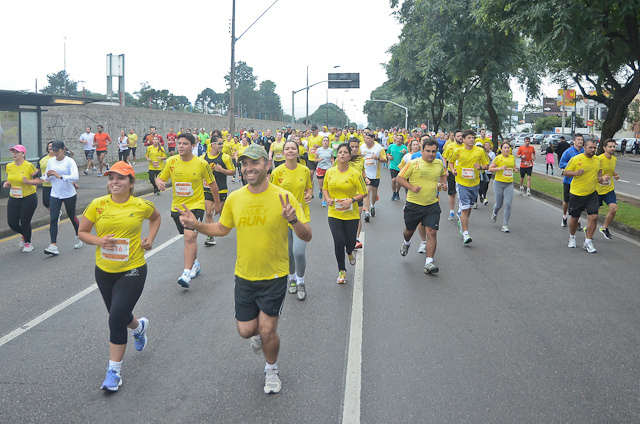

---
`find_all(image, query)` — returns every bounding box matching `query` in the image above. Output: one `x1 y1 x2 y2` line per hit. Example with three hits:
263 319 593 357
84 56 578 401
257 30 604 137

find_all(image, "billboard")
557 89 576 107
328 73 360 89
543 97 561 113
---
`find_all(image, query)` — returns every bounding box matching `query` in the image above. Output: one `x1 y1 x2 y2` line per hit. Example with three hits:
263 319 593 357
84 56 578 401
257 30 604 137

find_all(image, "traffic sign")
443 112 454 125
421 123 427 130
328 73 360 89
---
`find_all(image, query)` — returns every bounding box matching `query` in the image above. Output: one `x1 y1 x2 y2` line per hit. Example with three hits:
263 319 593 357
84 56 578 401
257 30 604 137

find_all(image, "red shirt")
144 134 164 146
94 132 111 151
166 133 177 147
517 145 536 167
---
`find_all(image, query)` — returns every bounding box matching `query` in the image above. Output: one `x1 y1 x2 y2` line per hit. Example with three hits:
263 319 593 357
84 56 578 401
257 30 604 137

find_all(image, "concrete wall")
41 104 304 165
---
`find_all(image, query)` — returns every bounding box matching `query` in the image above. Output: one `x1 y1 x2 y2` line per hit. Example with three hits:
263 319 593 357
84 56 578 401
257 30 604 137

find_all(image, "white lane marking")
343 233 365 424
619 179 629 183
0 234 183 348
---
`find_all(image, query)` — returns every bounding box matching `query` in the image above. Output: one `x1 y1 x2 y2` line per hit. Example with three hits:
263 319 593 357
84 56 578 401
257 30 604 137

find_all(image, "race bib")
365 156 376 166
523 160 533 167
275 153 284 160
461 168 475 179
152 161 159 167
175 182 194 197
10 187 23 198
503 169 513 178
309 147 316 155
335 199 353 212
101 238 130 262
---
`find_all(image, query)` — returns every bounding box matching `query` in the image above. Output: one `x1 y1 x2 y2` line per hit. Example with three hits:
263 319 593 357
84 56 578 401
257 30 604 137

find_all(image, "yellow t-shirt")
39 155 53 188
323 166 368 220
492 154 516 183
398 158 446 206
566 153 601 196
219 184 307 281
270 163 312 221
237 143 250 159
442 142 463 162
597 154 616 195
127 133 138 148
475 136 491 146
450 146 489 187
307 135 324 161
271 140 286 161
158 155 214 211
6 161 37 198
82 195 155 273
146 145 166 171
298 145 308 167
221 130 229 139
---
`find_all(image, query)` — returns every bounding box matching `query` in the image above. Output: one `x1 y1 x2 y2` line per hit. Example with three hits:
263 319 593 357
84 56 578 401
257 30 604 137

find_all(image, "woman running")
269 131 286 169
314 136 334 207
145 135 166 195
78 161 161 392
118 129 130 163
489 141 518 233
42 140 82 255
4 144 39 252
322 143 367 284
37 141 55 210
271 140 312 300
479 141 496 205
545 142 555 175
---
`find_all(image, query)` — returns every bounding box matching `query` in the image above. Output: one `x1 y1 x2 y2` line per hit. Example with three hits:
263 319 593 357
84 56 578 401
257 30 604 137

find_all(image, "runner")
166 128 177 155
127 128 138 165
489 141 518 233
360 132 387 222
269 131 286 170
563 138 602 253
156 132 221 288
94 125 112 177
448 130 489 244
479 141 495 205
41 140 82 255
597 139 619 240
442 130 464 220
314 136 334 208
348 137 366 249
306 125 324 198
545 141 555 175
271 140 313 300
78 161 160 392
236 135 251 186
4 144 39 252
201 135 235 246
323 143 368 284
117 129 130 163
387 134 408 201
559 134 585 228
37 141 55 210
516 136 536 196
177 143 311 394
396 138 447 274
145 135 166 195
80 126 96 175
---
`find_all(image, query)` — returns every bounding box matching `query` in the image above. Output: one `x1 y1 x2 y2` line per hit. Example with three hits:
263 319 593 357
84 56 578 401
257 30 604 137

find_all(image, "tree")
364 82 411 129
257 80 283 120
40 70 78 96
195 88 222 114
533 116 562 133
225 61 260 118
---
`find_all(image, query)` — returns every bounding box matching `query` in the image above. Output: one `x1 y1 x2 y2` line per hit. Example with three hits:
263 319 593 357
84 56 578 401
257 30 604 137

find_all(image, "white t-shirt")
359 143 385 179
44 156 79 199
79 132 95 151
315 147 334 170
118 137 130 151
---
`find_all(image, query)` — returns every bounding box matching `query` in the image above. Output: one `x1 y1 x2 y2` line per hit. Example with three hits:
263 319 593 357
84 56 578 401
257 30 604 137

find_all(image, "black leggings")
119 149 130 162
42 186 51 209
149 169 160 192
7 193 38 243
479 173 493 198
49 195 80 243
328 217 359 271
95 265 147 345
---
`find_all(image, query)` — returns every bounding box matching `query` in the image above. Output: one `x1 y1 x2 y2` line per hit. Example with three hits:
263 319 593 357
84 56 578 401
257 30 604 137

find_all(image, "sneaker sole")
424 266 439 274
44 250 59 256
178 279 190 288
101 379 122 392
288 286 297 294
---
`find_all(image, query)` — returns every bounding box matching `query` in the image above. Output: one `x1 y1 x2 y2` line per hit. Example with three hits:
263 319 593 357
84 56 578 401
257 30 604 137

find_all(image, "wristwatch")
352 197 357 204
287 217 298 225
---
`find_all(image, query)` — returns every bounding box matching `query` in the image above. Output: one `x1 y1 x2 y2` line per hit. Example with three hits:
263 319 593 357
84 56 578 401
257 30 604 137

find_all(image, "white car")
616 138 638 153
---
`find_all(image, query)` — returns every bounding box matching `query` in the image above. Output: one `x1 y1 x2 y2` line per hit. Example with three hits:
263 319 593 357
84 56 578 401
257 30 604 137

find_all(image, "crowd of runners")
3 122 621 395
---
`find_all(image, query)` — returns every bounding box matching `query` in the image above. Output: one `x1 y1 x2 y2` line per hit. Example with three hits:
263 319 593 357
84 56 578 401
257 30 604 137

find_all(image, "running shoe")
526 189 531 197
390 193 395 201
337 270 346 284
520 186 525 195
322 201 327 207
491 213 497 223
133 317 148 351
93 166 97 171
204 236 216 246
288 279 297 294
370 205 376 217
74 237 83 249
583 240 597 253
106 163 110 170
178 270 191 288
232 177 236 183
561 218 568 227
483 198 489 205
297 283 306 301
84 169 89 175
355 240 363 249
417 242 427 254
319 190 322 199
190 259 201 278
599 227 613 240
348 253 356 265
101 368 122 392
364 211 370 222
264 368 282 394
400 243 410 256
577 222 584 232
97 173 103 177
448 212 455 221
19 236 25 248
568 237 577 248
463 234 472 244
479 195 484 204
424 262 439 274
501 225 510 233
22 242 33 253
472 203 478 209
44 244 59 256
250 335 262 354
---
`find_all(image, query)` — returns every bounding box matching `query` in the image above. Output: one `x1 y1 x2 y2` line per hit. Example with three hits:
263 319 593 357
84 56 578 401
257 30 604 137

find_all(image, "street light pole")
371 99 408 130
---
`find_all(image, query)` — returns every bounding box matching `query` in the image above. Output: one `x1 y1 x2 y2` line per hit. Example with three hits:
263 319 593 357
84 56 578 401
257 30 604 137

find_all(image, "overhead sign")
543 97 560 113
557 89 576 107
328 73 360 89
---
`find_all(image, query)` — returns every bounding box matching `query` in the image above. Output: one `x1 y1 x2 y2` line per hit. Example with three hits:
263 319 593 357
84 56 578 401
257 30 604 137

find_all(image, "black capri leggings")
119 149 130 162
7 193 38 243
148 169 160 192
95 264 147 345
328 217 359 271
42 186 52 209
49 195 80 243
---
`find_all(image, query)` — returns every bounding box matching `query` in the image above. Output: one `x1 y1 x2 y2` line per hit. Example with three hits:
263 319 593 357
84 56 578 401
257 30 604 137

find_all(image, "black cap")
51 140 65 151
311 125 318 131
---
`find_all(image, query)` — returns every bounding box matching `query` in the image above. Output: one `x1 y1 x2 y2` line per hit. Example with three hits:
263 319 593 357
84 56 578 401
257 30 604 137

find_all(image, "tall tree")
40 70 78 96
225 61 259 118
195 88 221 114
257 80 283 120
364 81 412 129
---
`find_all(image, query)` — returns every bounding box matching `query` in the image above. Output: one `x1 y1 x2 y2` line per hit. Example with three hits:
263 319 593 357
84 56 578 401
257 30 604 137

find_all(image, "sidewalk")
0 162 155 240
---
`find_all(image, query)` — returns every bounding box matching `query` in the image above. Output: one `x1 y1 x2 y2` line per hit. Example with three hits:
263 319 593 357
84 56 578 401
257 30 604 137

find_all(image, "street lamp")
292 68 352 127
371 99 408 130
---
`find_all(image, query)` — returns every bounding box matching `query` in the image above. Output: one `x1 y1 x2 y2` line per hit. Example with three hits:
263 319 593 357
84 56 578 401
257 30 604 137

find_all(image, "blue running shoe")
133 317 148 351
448 212 455 221
319 190 322 199
101 368 122 392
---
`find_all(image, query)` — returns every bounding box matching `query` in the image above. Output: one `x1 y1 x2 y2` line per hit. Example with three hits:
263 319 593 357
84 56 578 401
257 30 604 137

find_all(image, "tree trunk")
598 77 640 153
485 84 500 151
456 96 465 130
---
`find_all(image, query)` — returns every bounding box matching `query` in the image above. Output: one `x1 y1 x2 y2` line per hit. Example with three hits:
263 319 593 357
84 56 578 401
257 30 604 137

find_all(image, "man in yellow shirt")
306 125 324 197
396 138 447 274
597 139 620 240
475 128 491 146
563 138 603 253
176 144 311 395
442 129 464 220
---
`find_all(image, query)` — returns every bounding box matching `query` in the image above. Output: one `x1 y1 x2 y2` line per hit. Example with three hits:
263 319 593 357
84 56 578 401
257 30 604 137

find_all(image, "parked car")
531 134 545 144
511 133 534 149
540 134 573 152
620 138 639 153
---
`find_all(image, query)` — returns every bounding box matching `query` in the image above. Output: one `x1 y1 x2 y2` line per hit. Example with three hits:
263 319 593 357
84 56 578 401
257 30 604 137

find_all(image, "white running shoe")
22 242 34 253
250 335 263 355
178 270 191 288
583 240 597 253
417 242 427 254
190 259 201 278
74 237 83 249
44 244 59 256
491 213 497 223
264 368 282 394
463 234 472 244
568 237 577 248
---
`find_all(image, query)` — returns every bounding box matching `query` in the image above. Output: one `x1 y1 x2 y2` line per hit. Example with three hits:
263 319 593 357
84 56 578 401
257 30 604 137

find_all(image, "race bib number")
335 199 353 212
461 168 475 179
152 161 159 167
10 187 23 198
309 147 316 155
275 153 284 160
503 169 513 178
175 182 194 197
101 238 130 261
365 156 376 166
523 160 533 167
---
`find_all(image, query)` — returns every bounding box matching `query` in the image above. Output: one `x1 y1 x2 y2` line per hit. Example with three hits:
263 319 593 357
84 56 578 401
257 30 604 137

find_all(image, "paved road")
2 175 640 423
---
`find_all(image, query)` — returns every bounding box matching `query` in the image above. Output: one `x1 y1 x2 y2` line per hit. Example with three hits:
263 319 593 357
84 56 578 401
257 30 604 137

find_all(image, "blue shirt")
412 151 445 167
560 146 585 184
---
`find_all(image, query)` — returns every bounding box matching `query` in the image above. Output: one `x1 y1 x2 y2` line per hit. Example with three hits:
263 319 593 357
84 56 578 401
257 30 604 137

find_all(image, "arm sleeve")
559 151 570 169
62 158 79 182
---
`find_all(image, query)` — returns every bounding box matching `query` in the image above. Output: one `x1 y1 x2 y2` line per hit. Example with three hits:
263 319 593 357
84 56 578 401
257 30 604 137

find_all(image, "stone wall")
41 104 304 165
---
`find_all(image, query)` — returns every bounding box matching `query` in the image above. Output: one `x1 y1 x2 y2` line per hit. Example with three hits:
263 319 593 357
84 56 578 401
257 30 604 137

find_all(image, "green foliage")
298 103 350 128
40 70 78 96
533 116 562 133
363 82 410 129
224 61 284 119
195 88 223 114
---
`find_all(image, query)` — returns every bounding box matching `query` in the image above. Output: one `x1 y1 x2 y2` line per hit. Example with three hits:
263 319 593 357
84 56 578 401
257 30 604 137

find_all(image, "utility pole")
306 66 309 126
229 0 236 134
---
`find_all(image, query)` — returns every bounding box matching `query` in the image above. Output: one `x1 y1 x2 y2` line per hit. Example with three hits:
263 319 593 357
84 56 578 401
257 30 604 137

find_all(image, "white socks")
425 257 434 265
132 321 143 334
462 231 469 236
404 240 411 246
108 360 122 373
265 361 277 371
296 275 304 286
